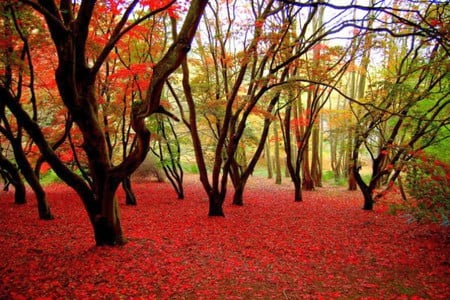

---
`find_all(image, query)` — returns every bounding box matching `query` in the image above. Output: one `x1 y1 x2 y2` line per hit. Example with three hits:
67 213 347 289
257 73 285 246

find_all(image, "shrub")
404 153 450 226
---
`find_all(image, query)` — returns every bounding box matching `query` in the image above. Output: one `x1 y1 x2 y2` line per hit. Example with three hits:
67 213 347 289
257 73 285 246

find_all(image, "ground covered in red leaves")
1 176 449 299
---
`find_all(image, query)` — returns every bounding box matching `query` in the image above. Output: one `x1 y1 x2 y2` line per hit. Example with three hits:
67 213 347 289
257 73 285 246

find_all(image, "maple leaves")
1 177 449 299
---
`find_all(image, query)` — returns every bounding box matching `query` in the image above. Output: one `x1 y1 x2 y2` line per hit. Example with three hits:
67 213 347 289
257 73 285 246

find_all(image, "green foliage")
322 170 346 186
182 162 199 174
424 128 450 164
404 154 450 226
40 169 60 185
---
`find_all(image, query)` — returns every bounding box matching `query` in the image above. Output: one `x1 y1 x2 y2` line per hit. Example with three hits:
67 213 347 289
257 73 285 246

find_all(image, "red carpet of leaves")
1 176 449 299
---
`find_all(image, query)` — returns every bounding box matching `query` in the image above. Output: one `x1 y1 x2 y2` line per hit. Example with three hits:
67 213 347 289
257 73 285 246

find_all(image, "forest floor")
0 175 449 299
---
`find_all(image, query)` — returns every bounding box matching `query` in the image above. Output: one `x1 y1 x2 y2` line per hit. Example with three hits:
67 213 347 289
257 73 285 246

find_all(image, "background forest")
0 0 449 246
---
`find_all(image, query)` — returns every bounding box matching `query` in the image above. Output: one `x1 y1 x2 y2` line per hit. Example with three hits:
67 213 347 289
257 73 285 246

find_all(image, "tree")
279 10 354 201
2 0 208 245
172 0 293 214
351 7 450 209
0 2 53 219
150 115 185 199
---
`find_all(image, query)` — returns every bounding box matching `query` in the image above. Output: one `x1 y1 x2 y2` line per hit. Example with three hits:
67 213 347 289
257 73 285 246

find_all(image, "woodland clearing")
0 175 449 299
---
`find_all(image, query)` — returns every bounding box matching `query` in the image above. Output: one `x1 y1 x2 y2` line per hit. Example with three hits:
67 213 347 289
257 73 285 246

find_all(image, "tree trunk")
353 163 375 210
12 139 53 219
302 151 314 191
208 190 225 216
0 153 26 204
232 179 246 206
293 174 302 202
360 185 374 210
122 177 136 205
311 122 322 187
265 141 273 179
348 166 358 191
93 179 126 245
347 129 357 191
273 120 282 184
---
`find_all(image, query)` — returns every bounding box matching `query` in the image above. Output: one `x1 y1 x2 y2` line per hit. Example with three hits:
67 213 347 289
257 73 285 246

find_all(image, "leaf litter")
0 176 448 299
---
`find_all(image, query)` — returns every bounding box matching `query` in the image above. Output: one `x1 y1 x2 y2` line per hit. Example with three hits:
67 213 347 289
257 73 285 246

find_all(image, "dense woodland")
0 0 449 245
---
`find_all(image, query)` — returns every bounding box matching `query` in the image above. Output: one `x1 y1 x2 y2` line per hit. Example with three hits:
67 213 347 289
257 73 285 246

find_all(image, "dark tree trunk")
122 177 136 205
92 179 126 246
230 161 244 206
12 139 53 219
294 176 302 202
353 164 375 210
0 153 26 204
209 202 225 216
361 185 374 210
232 178 246 206
208 191 225 217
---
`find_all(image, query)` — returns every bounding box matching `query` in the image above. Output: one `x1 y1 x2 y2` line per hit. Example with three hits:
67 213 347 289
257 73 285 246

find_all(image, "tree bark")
208 190 225 217
311 123 322 187
0 152 26 204
232 178 246 206
273 120 282 185
11 137 53 219
122 177 137 205
265 141 273 179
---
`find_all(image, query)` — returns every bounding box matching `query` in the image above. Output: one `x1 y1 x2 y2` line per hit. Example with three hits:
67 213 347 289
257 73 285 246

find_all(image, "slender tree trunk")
347 129 357 191
11 138 53 219
311 123 321 187
122 177 136 205
0 153 26 204
230 160 243 206
265 141 273 179
293 174 302 202
273 120 282 184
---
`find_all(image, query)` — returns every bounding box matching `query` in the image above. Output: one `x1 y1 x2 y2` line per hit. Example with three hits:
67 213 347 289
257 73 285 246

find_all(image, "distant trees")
349 1 450 210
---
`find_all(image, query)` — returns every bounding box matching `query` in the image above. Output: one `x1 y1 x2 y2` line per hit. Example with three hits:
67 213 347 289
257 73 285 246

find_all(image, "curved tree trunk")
122 177 137 205
12 139 53 219
0 152 26 204
353 163 375 210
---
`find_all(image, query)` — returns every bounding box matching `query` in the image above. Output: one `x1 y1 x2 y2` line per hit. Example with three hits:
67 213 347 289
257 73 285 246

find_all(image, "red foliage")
0 176 449 299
